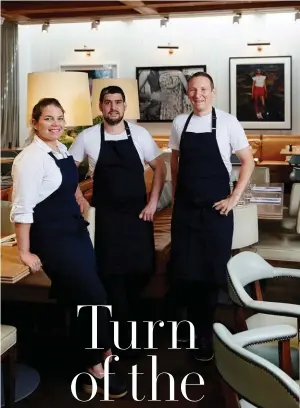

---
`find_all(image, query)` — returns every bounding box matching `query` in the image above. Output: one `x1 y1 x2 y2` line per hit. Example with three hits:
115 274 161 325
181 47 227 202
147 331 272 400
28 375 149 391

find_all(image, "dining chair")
213 322 300 408
227 251 300 378
1 325 17 408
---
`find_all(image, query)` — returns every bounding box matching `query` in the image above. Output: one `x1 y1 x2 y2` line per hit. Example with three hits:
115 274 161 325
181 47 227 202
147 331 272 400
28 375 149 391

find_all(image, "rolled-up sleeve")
10 154 43 223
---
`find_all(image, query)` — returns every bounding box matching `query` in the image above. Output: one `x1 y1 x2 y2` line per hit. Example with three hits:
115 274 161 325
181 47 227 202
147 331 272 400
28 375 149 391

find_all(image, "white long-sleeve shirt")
10 136 69 224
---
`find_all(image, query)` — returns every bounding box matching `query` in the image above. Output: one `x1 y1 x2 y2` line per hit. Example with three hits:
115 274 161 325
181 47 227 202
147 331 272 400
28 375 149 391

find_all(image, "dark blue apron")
92 122 155 277
29 151 111 364
171 108 233 285
30 152 107 307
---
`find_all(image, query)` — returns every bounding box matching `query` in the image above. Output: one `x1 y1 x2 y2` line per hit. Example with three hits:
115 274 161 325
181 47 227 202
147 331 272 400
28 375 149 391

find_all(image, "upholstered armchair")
1 200 14 236
297 204 300 234
281 183 300 230
250 167 270 184
290 167 300 181
227 251 300 377
213 323 300 408
1 325 17 408
232 204 258 252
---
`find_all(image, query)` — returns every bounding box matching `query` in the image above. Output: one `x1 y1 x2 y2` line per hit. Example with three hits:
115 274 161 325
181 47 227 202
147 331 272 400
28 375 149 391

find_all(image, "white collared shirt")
10 135 69 224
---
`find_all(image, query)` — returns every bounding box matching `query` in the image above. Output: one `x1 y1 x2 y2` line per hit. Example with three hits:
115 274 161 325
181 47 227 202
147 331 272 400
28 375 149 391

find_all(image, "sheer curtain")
1 21 19 148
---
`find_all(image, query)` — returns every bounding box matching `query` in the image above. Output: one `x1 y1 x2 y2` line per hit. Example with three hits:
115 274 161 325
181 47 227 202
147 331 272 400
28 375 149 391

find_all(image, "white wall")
18 12 300 145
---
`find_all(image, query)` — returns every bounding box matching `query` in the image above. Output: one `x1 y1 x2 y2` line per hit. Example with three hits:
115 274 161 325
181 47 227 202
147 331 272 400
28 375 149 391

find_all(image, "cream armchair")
227 251 300 377
281 183 300 230
213 323 300 408
297 204 300 234
1 201 14 236
1 325 17 407
232 204 258 251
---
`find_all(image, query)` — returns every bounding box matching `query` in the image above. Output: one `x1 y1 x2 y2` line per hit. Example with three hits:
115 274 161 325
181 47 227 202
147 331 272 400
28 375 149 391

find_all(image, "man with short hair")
69 86 166 349
169 72 254 362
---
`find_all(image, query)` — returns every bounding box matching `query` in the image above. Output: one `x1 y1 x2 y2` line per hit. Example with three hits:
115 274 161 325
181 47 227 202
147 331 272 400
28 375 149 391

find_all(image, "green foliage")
73 115 103 135
59 115 103 148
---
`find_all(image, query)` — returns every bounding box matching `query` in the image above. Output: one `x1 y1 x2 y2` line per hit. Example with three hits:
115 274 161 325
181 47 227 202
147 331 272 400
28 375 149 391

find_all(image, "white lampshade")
27 72 93 127
91 78 140 120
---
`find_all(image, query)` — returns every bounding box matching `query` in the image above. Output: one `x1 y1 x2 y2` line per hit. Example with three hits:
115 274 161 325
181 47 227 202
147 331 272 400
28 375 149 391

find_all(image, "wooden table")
280 146 300 156
245 183 284 220
1 246 30 283
280 146 300 162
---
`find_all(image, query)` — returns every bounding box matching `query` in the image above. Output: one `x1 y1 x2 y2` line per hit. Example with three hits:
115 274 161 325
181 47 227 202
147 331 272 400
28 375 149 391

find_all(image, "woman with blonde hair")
11 97 127 398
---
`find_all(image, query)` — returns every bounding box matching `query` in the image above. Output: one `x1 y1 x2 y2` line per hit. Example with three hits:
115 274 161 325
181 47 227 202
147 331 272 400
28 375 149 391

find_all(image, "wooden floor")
2 276 299 408
3 302 238 408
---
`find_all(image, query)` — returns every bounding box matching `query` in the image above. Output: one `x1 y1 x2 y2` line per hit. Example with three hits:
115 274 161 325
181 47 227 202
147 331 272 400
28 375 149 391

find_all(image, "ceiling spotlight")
295 11 300 22
91 20 100 31
233 13 242 25
160 16 169 28
42 22 49 33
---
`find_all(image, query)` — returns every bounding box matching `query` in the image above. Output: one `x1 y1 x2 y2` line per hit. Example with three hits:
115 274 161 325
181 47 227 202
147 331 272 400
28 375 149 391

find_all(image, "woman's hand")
19 251 42 274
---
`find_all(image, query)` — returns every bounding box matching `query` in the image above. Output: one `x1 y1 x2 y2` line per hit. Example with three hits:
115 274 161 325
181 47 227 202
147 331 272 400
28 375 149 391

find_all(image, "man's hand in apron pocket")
212 193 240 216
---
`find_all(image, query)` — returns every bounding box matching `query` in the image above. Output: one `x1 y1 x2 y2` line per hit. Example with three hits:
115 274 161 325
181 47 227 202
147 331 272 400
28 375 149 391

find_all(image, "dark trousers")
102 274 150 349
167 280 220 339
32 229 112 368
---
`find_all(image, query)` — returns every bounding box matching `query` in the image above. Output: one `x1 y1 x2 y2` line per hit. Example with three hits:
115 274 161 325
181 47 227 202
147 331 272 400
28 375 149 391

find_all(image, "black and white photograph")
136 65 206 122
229 56 292 130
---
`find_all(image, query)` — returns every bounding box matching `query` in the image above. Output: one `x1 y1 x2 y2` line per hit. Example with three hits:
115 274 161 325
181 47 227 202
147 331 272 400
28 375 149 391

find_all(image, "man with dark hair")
69 85 166 350
169 72 254 362
99 85 126 104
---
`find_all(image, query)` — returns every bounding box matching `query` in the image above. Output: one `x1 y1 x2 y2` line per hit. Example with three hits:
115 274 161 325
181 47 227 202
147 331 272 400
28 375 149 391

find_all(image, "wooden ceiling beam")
2 1 299 23
146 1 300 11
7 1 298 16
120 1 159 15
1 4 133 16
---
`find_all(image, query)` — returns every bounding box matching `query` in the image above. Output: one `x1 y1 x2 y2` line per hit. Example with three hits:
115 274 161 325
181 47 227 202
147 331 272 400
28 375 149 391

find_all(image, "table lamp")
91 78 140 120
27 72 93 127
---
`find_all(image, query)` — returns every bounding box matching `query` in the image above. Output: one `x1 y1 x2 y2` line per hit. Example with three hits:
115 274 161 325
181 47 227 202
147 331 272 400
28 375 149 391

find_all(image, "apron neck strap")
100 121 132 142
212 107 216 134
182 112 194 135
48 151 58 162
124 121 131 138
182 108 217 136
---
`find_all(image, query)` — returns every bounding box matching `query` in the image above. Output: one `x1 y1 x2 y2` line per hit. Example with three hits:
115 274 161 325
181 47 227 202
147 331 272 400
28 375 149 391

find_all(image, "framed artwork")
60 64 118 94
229 56 292 130
136 65 206 122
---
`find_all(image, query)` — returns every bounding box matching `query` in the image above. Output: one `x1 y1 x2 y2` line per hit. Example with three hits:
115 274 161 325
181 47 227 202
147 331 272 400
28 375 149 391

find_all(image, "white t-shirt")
69 123 161 173
252 76 266 87
169 109 249 174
